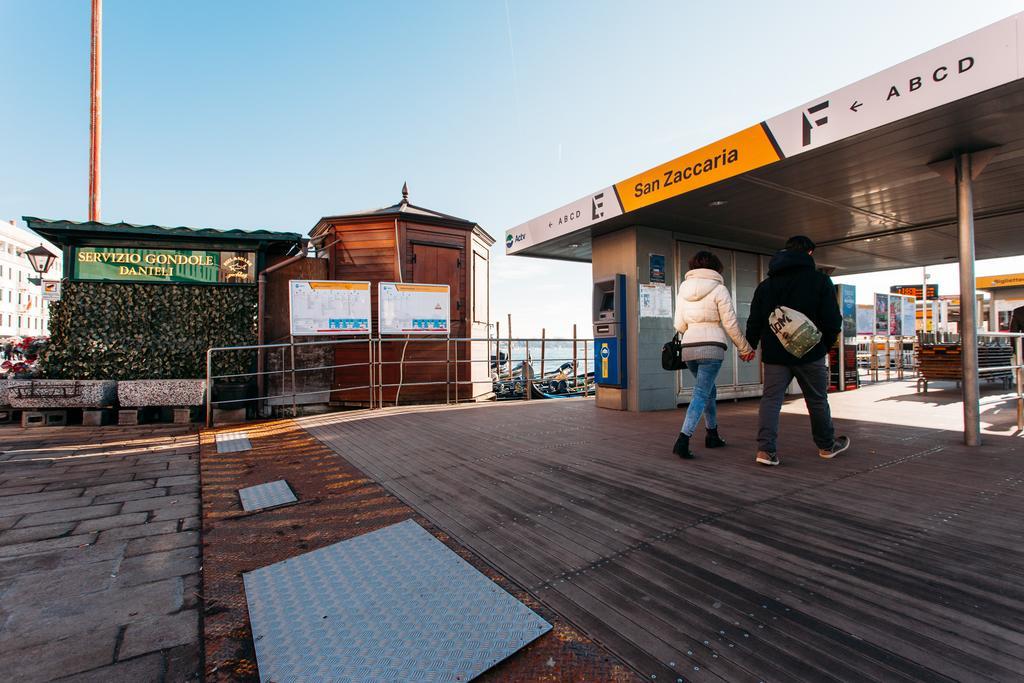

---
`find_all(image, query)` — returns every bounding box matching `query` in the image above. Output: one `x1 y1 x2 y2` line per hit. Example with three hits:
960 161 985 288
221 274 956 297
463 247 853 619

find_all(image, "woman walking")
673 251 755 458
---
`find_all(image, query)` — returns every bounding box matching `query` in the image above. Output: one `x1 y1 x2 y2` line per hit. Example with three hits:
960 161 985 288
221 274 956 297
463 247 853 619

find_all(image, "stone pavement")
0 425 202 682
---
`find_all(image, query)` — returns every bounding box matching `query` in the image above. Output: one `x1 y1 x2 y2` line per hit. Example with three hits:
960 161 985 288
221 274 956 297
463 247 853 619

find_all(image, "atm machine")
593 274 627 396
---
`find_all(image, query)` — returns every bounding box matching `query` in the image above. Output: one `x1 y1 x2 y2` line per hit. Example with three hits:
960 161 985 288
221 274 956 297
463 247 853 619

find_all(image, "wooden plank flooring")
301 386 1024 682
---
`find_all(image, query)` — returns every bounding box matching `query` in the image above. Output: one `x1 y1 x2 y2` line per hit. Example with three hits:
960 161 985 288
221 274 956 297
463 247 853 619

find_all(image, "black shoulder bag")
661 332 686 371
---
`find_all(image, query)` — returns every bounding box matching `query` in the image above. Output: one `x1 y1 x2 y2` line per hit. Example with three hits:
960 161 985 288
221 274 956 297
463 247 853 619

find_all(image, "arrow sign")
850 100 863 112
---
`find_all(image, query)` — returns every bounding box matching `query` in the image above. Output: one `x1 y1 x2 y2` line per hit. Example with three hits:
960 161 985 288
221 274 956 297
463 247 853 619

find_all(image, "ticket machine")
593 274 627 388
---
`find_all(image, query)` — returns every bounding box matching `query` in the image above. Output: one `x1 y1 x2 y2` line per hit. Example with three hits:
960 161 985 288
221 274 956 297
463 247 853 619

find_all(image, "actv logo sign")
506 232 526 249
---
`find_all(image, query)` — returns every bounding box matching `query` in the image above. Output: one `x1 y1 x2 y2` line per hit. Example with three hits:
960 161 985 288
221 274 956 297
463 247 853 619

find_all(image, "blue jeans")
680 358 722 436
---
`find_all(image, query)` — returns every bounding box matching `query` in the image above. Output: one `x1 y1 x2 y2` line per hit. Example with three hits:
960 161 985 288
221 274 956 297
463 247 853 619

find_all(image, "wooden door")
411 243 464 337
408 243 466 400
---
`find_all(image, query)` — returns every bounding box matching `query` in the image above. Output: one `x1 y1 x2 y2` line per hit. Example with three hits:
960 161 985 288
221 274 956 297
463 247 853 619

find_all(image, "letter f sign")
801 100 829 147
592 192 605 220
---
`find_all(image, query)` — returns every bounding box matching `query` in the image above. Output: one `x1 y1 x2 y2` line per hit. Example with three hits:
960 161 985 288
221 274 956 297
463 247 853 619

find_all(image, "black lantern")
25 244 57 277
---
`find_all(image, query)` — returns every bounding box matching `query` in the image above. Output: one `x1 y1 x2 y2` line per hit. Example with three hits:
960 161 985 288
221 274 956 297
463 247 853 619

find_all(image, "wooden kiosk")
309 185 494 404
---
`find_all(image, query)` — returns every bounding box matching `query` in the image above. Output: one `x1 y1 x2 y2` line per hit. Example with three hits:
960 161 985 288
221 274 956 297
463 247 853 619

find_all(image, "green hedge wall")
43 282 257 380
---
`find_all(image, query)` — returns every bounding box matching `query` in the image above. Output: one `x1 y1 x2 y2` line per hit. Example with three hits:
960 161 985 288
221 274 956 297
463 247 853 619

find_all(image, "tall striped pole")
88 0 102 221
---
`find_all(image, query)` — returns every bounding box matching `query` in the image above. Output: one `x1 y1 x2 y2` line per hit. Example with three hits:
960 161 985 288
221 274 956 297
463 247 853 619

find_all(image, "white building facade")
0 220 62 338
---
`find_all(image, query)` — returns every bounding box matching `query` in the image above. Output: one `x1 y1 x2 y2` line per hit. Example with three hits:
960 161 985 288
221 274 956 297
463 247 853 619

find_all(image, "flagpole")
89 0 102 222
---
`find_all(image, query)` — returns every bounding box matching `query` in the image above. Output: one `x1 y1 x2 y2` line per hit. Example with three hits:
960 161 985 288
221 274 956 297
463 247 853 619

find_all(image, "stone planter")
0 379 11 407
117 380 207 407
7 380 117 409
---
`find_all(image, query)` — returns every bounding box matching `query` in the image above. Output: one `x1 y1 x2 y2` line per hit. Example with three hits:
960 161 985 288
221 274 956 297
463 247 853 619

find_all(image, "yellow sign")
976 273 1024 289
613 125 781 212
309 281 370 291
600 343 609 378
393 284 449 293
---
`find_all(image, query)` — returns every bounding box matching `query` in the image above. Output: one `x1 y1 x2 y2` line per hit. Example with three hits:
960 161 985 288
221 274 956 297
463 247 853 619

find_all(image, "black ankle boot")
673 433 694 459
705 427 726 449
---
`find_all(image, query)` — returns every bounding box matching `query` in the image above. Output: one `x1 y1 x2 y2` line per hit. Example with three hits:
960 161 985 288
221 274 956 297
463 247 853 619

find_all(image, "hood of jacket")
681 268 724 301
768 249 816 276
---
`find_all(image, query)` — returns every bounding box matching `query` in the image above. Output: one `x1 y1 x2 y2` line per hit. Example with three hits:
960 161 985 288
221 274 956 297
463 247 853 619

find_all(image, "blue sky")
3 1 1023 335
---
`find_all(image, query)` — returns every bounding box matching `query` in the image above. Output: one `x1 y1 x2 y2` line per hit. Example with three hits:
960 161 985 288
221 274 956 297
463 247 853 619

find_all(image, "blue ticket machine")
593 274 627 388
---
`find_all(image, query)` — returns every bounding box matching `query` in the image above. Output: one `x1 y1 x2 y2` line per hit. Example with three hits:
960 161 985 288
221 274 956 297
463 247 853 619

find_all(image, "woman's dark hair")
688 250 723 273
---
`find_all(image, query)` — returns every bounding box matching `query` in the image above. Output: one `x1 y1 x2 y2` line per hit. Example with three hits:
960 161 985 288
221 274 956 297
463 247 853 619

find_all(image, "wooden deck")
301 383 1024 682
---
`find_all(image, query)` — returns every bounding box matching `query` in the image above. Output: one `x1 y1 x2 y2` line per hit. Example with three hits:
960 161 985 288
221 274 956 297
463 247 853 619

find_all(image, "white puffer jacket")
673 268 753 355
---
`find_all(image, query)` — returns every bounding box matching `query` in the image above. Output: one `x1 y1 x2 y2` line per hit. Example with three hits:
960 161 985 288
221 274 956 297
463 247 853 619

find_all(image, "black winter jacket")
745 250 842 365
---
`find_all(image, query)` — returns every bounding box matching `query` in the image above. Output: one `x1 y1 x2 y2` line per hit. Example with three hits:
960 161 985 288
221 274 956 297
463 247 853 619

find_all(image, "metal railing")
205 335 596 427
913 331 1024 431
974 331 1024 431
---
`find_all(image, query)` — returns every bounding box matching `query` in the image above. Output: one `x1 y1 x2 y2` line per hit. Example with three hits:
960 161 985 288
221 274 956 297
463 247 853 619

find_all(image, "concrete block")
115 546 200 587
8 380 116 409
172 407 192 424
16 409 40 427
118 609 199 659
0 628 117 682
0 533 98 559
74 512 151 533
21 410 67 428
82 409 106 426
212 406 246 424
54 653 164 683
155 475 199 488
117 380 206 407
14 503 122 529
122 494 198 514
0 522 78 546
118 409 139 426
126 530 199 557
96 520 179 543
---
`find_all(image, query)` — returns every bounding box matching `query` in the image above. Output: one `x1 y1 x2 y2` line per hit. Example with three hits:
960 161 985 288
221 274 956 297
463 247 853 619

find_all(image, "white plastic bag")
769 305 822 358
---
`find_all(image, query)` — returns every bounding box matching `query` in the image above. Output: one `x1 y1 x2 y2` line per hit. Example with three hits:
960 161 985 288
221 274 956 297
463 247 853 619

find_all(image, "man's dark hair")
688 250 724 273
785 235 816 252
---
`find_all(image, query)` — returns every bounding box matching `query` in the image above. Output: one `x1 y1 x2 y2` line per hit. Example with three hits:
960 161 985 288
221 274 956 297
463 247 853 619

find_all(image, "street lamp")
25 245 57 286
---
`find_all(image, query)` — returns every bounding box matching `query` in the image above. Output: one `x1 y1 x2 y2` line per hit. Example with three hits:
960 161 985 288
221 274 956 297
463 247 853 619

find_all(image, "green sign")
73 247 255 284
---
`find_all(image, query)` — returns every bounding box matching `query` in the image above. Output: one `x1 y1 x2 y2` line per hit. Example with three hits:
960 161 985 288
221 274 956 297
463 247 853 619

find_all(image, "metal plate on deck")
215 431 251 453
243 519 551 682
238 480 297 512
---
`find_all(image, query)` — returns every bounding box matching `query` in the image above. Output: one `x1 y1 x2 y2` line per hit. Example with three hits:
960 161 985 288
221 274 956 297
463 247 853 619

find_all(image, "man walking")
745 235 850 466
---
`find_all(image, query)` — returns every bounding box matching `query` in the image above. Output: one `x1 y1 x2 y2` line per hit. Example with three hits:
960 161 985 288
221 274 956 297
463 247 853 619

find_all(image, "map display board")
289 280 371 336
378 283 450 335
899 295 917 337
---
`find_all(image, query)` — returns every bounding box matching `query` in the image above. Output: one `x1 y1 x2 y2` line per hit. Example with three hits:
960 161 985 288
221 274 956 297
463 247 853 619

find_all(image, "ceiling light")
708 200 728 207
569 243 580 249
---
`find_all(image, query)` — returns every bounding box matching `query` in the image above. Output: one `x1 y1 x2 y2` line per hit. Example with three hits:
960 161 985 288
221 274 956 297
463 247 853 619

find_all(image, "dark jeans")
758 357 835 453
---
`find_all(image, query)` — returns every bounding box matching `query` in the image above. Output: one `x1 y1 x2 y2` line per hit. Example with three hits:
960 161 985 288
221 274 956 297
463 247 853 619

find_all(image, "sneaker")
819 436 851 459
756 451 779 466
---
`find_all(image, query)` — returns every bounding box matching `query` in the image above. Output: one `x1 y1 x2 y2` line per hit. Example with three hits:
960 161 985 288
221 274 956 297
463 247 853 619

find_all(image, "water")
491 340 595 375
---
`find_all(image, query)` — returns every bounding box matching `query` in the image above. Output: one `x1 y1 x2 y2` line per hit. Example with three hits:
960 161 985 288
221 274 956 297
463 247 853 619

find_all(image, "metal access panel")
238 480 297 512
215 431 252 453
242 519 552 682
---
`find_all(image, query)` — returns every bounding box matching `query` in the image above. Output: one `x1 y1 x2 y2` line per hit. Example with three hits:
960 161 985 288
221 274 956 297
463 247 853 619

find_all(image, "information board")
888 295 903 336
639 283 672 318
900 295 917 337
856 305 874 335
378 282 450 335
289 280 371 336
837 284 856 338
874 293 890 336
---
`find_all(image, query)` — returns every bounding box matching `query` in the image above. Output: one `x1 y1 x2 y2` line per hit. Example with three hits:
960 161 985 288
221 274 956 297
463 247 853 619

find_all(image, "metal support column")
956 153 981 446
